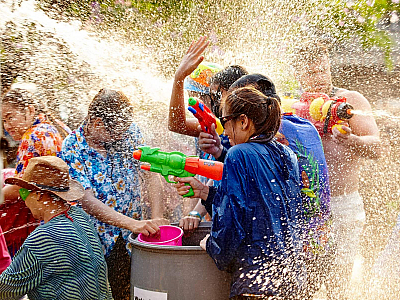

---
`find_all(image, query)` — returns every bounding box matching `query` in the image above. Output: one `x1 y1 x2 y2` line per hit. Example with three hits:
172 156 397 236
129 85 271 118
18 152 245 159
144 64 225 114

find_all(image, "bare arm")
169 36 209 137
143 172 164 219
80 189 168 236
332 91 381 159
2 185 20 204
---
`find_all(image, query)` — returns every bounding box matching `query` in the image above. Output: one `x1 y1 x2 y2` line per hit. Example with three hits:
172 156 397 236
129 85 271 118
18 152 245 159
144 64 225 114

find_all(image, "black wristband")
201 186 217 217
216 146 228 163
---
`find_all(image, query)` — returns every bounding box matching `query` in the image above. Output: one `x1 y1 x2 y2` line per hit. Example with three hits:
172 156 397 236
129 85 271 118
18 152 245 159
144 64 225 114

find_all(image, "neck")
42 200 70 223
84 123 106 153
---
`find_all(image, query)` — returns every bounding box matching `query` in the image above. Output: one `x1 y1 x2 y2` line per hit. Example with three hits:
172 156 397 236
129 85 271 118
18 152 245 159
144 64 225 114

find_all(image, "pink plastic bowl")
137 225 183 246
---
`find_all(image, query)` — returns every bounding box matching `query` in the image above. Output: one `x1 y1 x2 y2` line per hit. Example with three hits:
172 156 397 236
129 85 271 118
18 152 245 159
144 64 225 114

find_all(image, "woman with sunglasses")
175 87 305 299
169 36 248 232
0 88 69 258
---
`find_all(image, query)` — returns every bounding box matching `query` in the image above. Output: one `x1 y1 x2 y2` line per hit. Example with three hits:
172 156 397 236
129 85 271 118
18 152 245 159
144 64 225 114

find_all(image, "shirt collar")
32 113 49 126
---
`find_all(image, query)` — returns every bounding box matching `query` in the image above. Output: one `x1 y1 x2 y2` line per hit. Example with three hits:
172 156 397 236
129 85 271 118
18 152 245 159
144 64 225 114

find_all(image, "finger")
177 188 191 196
199 138 217 146
146 223 158 235
175 177 194 184
188 221 194 231
200 144 217 150
141 229 150 236
210 123 219 139
179 218 184 228
193 218 200 229
186 40 195 53
199 131 214 140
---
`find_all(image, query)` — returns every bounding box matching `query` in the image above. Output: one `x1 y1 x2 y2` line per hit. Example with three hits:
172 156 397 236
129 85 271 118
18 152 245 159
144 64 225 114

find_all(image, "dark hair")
210 65 248 91
229 74 281 103
223 87 281 144
2 88 69 138
87 89 134 133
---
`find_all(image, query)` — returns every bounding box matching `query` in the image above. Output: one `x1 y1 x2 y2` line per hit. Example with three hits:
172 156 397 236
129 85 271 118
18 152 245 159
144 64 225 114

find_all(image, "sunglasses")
219 113 241 128
19 188 31 201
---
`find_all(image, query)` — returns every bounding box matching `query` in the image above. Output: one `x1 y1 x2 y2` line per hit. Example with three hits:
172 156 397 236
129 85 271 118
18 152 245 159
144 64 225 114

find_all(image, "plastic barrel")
129 222 231 300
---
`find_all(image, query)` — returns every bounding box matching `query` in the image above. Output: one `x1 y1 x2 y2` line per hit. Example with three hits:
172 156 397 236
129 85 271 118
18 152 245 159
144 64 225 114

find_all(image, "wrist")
214 144 223 159
199 185 209 201
174 72 186 83
188 210 202 221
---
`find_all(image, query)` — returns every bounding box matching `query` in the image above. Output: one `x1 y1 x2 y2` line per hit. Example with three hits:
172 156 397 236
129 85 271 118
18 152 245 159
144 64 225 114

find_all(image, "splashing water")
350 109 400 120
1 0 400 299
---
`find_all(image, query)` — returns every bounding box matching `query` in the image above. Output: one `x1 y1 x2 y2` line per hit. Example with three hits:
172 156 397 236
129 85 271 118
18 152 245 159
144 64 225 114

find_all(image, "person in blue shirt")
61 88 167 300
200 73 333 299
174 87 305 299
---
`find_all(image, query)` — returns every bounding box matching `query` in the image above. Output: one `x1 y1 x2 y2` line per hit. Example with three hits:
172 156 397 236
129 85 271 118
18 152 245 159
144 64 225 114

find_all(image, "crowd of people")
0 35 393 300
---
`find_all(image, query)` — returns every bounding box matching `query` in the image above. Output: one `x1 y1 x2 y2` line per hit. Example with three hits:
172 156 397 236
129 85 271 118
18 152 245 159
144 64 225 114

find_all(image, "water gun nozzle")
133 150 142 160
140 165 151 171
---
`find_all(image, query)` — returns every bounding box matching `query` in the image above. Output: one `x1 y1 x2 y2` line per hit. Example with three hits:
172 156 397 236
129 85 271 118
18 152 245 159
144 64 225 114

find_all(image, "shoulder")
335 89 371 109
61 128 81 150
23 225 53 247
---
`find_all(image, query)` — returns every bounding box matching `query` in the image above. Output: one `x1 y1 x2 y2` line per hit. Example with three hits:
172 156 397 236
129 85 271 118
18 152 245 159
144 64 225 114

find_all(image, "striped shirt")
0 206 113 300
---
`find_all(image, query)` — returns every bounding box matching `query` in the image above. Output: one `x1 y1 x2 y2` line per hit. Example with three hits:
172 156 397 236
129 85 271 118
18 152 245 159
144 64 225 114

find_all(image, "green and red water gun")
133 146 224 197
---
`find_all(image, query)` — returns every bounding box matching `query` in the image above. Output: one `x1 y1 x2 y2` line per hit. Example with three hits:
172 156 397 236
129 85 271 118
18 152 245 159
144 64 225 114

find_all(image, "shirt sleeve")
206 149 248 271
60 138 91 189
0 246 42 298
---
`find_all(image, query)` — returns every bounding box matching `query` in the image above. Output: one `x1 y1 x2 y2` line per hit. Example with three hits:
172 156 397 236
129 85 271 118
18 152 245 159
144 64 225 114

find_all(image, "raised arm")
332 91 381 159
169 36 209 137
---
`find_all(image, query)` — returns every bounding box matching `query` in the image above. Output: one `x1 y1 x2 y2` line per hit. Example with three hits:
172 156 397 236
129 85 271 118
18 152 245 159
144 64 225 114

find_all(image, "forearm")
350 134 382 159
192 199 208 217
144 173 164 219
80 189 137 231
169 75 200 136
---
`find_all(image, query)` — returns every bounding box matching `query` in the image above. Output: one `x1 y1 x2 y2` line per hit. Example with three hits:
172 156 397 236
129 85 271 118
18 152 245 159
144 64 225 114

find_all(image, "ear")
26 104 35 119
92 117 105 130
239 114 250 130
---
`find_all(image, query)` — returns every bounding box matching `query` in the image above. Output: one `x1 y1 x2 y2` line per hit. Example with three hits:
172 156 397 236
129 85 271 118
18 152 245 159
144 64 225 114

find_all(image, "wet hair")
223 87 281 144
2 88 37 111
291 41 329 69
229 73 281 103
209 65 248 91
87 88 134 133
2 88 69 138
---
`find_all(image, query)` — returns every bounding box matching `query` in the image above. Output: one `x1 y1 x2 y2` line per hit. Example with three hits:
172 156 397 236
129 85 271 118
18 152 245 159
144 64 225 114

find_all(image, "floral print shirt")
16 114 63 177
60 122 144 256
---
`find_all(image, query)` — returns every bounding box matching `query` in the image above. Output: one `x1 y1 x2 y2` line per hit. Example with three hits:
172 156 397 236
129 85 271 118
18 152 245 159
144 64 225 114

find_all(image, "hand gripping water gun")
133 146 224 197
188 97 224 135
290 92 354 136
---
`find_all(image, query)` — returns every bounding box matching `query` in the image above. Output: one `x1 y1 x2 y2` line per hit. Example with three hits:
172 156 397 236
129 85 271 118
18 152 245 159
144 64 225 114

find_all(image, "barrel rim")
129 234 206 252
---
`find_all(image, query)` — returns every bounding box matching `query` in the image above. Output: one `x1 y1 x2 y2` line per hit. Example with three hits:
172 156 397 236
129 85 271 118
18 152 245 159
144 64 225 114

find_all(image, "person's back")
279 113 331 254
210 139 305 297
0 206 112 299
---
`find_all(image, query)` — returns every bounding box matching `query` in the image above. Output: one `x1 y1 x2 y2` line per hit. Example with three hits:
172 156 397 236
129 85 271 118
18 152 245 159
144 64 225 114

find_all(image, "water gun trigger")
165 175 195 197
183 184 195 197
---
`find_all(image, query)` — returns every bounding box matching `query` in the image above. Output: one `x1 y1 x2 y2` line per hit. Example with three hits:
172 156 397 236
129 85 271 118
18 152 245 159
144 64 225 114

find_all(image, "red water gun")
187 97 224 135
